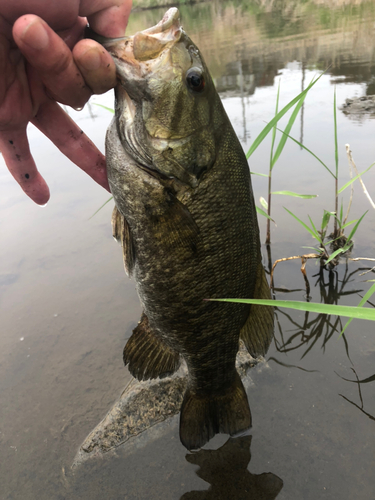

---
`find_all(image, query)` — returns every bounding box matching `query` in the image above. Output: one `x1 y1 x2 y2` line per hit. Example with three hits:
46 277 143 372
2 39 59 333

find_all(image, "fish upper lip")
84 26 130 45
84 7 180 47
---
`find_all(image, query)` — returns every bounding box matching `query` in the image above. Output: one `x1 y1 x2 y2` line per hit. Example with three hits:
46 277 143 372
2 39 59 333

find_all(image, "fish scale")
102 7 274 450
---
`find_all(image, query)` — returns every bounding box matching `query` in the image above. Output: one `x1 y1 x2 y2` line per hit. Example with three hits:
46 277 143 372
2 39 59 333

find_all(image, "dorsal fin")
240 261 274 357
111 205 135 277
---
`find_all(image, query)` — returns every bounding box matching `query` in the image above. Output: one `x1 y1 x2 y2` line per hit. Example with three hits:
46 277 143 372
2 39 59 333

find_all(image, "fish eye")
186 67 205 93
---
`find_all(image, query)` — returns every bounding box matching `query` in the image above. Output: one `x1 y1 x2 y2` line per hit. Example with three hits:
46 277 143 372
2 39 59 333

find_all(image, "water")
1 1 375 498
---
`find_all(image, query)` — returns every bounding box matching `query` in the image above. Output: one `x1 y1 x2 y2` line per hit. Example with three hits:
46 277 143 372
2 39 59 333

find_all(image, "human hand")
0 0 132 205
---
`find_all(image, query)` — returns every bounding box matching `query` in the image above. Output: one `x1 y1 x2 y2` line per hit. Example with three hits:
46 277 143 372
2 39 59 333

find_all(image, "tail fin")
179 372 251 450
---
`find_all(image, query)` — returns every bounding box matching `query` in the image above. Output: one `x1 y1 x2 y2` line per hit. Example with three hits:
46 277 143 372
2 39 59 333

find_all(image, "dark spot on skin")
9 140 13 145
25 173 30 179
16 154 21 161
80 130 84 134
107 64 110 68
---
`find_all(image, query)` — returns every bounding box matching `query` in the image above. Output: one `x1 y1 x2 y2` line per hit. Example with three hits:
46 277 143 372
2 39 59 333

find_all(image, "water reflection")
181 435 283 500
138 0 375 100
339 393 375 422
272 265 364 361
337 368 375 422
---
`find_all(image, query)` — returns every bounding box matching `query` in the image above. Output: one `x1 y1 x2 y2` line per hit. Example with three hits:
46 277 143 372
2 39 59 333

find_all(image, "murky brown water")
1 1 375 499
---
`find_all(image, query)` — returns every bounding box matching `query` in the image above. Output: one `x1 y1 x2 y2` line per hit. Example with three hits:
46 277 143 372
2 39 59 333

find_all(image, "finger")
58 16 88 51
84 0 133 38
32 99 110 192
73 39 116 95
12 15 91 109
0 128 50 205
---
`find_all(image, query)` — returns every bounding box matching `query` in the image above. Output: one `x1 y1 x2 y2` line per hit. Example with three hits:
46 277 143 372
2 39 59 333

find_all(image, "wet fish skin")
105 8 274 450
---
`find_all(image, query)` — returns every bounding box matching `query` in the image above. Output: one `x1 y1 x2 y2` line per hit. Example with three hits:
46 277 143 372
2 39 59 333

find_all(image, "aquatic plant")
247 75 322 243
228 81 375 330
92 77 375 330
209 279 375 334
261 88 375 291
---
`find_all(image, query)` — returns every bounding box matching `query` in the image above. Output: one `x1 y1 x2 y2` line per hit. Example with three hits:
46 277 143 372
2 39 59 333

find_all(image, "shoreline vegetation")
132 0 205 10
128 0 375 96
132 0 373 12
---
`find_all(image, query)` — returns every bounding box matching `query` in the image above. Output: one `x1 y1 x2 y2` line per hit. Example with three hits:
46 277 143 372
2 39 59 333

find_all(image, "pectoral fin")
240 261 274 357
124 313 180 381
149 190 200 251
111 205 135 276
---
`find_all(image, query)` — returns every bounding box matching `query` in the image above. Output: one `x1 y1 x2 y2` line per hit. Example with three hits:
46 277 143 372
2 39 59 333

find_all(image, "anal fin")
240 260 274 357
111 205 135 276
124 313 180 381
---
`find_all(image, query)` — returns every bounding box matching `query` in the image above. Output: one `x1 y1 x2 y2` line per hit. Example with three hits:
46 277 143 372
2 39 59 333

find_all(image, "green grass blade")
89 196 114 219
341 219 358 230
284 207 321 243
338 162 375 193
271 191 318 199
339 198 343 225
275 128 335 178
246 73 323 159
334 87 339 179
93 103 115 114
250 171 269 177
256 206 275 224
340 282 375 335
346 211 368 241
341 240 354 253
260 197 268 210
301 246 322 253
270 80 280 169
207 298 375 322
308 215 318 236
321 210 332 232
271 91 307 168
325 247 345 265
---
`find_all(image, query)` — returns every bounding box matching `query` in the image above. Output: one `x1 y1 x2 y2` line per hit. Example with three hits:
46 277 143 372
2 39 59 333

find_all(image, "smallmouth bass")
102 8 274 450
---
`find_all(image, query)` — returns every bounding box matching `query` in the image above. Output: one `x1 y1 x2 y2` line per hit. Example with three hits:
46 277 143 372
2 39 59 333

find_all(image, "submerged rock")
341 95 375 120
72 345 267 468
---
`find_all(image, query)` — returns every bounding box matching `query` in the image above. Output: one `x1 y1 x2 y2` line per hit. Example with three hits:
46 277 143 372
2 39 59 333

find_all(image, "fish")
102 7 274 450
73 344 269 467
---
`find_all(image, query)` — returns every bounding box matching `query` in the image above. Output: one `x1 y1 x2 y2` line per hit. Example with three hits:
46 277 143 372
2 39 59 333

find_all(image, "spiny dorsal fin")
240 261 274 358
123 313 180 381
111 205 135 277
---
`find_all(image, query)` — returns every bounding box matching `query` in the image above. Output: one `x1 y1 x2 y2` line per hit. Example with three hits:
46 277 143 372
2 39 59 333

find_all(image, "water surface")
1 1 375 499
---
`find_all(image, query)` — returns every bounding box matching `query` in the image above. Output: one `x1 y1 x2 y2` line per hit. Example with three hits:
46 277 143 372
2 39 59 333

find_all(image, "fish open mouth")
85 8 182 63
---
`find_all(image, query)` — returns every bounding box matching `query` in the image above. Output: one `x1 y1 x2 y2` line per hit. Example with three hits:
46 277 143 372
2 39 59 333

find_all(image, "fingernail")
21 19 49 50
80 48 102 71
